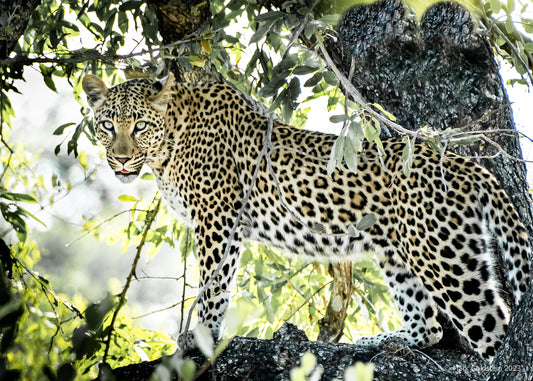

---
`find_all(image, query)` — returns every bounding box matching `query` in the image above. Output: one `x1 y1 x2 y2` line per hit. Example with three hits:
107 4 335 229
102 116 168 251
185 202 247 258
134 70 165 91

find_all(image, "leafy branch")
101 197 162 366
0 32 210 67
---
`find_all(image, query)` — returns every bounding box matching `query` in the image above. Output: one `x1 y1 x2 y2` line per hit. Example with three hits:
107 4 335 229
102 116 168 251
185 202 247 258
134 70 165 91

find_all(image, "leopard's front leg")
178 209 242 350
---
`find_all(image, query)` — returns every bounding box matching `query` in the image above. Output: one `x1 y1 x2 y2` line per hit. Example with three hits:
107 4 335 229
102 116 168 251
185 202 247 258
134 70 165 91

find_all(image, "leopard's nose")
116 157 131 164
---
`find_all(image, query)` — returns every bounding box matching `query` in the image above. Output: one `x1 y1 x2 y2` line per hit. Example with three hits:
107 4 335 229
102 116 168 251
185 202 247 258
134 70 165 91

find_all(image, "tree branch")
101 197 162 366
0 35 206 67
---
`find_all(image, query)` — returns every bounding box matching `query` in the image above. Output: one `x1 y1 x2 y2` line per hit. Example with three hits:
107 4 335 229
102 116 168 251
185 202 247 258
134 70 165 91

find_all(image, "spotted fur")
82 74 531 361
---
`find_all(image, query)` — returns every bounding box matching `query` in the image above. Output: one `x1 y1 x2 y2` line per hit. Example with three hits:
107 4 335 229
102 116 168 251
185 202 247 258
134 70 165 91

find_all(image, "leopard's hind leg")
357 251 443 349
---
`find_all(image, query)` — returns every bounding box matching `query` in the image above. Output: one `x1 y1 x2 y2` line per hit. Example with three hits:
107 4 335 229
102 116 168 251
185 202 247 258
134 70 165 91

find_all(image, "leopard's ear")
150 73 175 112
82 75 109 110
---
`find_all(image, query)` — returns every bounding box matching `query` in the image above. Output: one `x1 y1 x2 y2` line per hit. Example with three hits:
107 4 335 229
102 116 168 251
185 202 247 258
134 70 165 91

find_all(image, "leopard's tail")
481 178 531 307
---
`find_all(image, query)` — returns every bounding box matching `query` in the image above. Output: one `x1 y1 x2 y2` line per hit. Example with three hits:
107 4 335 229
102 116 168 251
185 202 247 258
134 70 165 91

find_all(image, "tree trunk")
317 262 352 342
333 0 533 235
330 0 533 376
147 0 221 82
0 0 41 60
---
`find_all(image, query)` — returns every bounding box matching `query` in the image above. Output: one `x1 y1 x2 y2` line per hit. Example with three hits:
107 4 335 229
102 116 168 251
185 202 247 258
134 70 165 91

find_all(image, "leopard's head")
82 74 174 183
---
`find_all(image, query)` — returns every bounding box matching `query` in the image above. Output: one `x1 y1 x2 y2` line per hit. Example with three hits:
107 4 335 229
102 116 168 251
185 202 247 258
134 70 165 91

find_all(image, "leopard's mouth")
115 170 140 183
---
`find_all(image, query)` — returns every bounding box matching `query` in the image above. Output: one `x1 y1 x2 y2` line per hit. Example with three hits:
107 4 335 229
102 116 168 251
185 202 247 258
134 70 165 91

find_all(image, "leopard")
82 73 531 362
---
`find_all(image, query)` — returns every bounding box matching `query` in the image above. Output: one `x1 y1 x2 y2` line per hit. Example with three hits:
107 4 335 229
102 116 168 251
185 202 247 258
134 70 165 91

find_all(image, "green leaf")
489 0 501 13
188 55 205 67
401 137 415 177
303 72 322 87
140 172 155 181
255 11 284 22
180 359 196 381
119 1 142 11
505 17 514 33
312 223 325 233
344 362 374 381
318 14 341 26
250 23 271 44
329 114 349 123
371 103 396 121
292 65 316 75
39 64 57 92
118 11 129 34
343 138 358 174
327 136 344 177
506 0 515 13
53 122 76 136
118 195 137 202
287 77 301 100
356 214 377 231
1 192 37 203
523 19 533 34
17 205 46 227
300 352 317 374
323 71 339 86
304 22 316 39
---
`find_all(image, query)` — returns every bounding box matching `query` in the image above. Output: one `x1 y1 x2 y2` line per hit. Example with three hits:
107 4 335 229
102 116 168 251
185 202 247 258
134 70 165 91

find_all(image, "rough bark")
317 262 352 342
0 0 42 60
147 0 221 82
486 289 533 380
331 0 533 377
106 323 487 381
333 0 533 237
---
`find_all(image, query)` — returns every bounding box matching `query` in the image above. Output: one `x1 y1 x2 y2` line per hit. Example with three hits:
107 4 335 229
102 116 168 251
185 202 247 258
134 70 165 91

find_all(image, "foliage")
0 0 532 379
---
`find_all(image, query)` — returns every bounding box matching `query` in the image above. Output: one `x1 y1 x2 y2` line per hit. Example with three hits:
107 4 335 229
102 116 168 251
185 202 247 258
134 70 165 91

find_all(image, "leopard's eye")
100 121 114 132
134 121 147 133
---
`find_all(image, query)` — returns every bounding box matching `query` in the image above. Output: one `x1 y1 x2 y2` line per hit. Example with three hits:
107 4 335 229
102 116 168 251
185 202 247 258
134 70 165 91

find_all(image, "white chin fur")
115 172 139 183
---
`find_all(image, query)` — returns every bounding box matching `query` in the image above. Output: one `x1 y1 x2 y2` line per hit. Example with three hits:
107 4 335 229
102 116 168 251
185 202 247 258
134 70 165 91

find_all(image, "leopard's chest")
153 168 195 228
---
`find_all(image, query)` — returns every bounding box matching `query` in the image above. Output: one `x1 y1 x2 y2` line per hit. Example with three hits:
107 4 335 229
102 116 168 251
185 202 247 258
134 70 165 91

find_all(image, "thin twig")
439 140 449 192
101 197 162 365
180 228 191 333
281 14 309 62
132 296 196 320
488 19 533 86
66 207 145 246
282 280 331 321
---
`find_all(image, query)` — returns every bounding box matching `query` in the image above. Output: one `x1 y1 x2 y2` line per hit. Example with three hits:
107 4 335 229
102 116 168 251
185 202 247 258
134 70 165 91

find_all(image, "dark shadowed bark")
147 0 221 82
333 0 533 236
108 323 488 381
107 1 533 379
0 0 42 60
330 1 533 377
486 289 533 380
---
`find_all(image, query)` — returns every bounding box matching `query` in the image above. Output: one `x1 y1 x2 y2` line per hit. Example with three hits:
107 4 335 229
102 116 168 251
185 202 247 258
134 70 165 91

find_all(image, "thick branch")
317 262 352 342
106 324 487 381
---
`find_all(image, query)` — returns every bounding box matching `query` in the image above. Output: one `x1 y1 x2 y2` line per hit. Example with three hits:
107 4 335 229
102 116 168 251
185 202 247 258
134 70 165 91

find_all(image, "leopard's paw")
177 324 217 354
177 330 197 351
